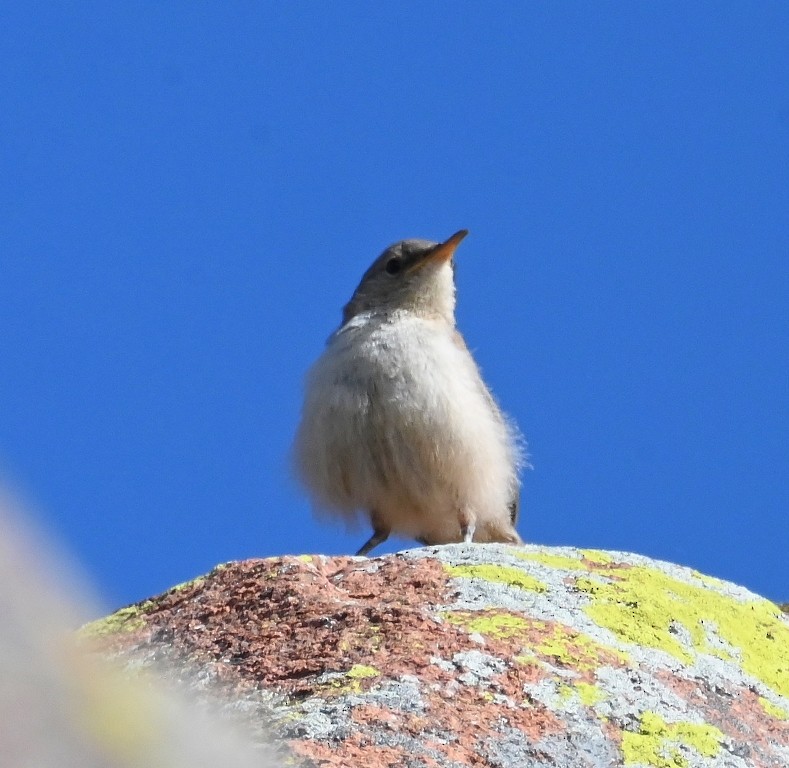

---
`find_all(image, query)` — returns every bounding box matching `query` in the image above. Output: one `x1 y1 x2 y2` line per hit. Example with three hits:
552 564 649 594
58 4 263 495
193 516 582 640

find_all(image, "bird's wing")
508 493 520 525
452 330 522 521
451 329 509 426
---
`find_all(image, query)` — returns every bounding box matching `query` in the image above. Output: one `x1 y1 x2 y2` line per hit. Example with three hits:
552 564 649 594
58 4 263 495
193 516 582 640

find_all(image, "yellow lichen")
691 570 724 589
759 696 789 720
446 611 628 675
168 575 206 593
575 681 606 706
323 664 380 694
79 603 154 638
513 651 540 667
346 664 379 679
515 551 585 571
445 563 546 592
576 564 789 697
548 683 571 703
534 622 628 671
444 611 531 639
582 550 615 565
622 711 723 767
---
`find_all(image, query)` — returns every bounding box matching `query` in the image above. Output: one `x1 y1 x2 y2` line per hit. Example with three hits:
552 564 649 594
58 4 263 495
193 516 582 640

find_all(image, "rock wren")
294 230 524 556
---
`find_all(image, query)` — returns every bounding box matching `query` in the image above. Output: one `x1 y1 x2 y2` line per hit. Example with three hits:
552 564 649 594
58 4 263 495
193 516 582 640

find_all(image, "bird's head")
342 230 468 325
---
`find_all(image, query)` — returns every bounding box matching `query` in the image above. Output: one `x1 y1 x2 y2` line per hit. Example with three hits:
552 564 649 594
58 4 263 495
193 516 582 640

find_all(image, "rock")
85 545 789 767
0 499 278 768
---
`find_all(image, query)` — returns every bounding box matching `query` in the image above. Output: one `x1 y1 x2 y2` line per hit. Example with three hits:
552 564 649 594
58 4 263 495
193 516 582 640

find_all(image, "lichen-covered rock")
85 545 789 767
0 501 276 768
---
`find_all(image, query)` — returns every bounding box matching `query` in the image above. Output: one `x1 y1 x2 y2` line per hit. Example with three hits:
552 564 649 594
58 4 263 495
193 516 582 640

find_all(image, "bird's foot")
355 527 390 557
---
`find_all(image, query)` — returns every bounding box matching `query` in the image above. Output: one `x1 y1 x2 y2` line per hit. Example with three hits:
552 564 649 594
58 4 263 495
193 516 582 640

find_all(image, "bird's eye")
385 258 402 275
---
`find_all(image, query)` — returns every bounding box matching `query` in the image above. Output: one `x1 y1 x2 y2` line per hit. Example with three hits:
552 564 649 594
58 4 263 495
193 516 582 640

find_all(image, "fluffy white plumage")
294 232 524 554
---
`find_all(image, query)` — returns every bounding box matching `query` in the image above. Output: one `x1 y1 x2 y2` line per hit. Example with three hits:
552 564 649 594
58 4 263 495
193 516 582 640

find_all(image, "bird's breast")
328 315 478 406
296 313 519 528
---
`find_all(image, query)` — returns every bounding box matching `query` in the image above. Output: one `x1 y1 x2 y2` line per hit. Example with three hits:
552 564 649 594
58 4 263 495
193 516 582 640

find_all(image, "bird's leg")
459 509 476 544
355 516 390 557
355 530 389 556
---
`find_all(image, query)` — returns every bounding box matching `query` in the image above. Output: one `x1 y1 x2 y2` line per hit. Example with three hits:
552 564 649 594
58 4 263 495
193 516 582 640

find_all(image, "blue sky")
2 4 787 611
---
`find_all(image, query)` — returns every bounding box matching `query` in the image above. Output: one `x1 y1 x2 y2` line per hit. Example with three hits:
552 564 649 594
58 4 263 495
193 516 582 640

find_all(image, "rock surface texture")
86 545 789 767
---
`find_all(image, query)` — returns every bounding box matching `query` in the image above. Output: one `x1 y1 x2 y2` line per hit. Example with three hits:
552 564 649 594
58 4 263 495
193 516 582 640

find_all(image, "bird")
293 230 524 556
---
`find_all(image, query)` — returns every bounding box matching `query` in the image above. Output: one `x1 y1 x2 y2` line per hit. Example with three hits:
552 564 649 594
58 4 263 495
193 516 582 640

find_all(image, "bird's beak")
410 229 469 272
